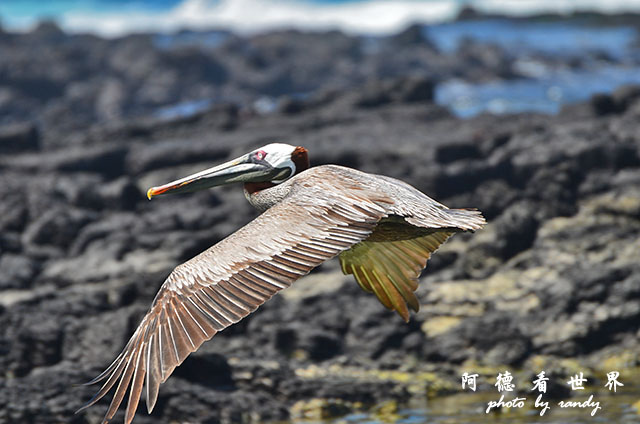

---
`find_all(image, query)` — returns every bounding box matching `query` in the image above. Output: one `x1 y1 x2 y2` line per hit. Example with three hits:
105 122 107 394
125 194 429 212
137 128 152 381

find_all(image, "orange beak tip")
146 188 155 200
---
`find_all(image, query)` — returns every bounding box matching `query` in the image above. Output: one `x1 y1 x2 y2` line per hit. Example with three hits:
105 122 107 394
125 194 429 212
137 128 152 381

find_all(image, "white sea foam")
57 0 458 37
5 0 640 37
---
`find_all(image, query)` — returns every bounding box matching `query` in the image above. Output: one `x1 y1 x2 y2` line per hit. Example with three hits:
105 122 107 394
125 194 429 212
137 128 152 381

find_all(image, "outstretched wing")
336 169 485 321
340 221 455 321
78 169 393 424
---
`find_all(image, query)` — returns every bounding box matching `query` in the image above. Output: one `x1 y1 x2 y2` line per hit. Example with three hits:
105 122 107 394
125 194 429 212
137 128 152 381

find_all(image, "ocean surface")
2 1 640 116
3 0 640 37
429 19 640 117
315 388 640 424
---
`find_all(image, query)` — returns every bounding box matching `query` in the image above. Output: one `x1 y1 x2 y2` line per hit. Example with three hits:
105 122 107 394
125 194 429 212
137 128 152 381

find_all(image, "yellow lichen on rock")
421 316 462 337
290 398 353 421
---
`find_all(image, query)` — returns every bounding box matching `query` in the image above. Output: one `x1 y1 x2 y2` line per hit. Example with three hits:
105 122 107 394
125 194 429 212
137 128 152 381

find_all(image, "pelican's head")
147 143 309 199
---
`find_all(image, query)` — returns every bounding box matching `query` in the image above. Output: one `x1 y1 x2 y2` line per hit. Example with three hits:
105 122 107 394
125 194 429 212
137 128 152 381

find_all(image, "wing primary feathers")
76 347 132 414
194 290 234 327
124 341 147 424
371 268 410 322
387 272 420 313
173 304 198 351
158 309 177 376
145 332 160 414
245 268 291 289
347 264 373 293
81 334 134 387
270 256 309 273
358 266 394 310
385 243 424 273
102 346 139 422
165 311 182 363
228 276 271 299
180 300 210 338
257 261 300 279
80 353 124 387
222 280 265 306
183 297 218 334
234 272 279 296
216 282 259 312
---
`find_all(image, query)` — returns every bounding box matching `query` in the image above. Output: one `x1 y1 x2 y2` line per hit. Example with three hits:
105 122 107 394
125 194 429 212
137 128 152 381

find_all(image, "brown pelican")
78 143 485 423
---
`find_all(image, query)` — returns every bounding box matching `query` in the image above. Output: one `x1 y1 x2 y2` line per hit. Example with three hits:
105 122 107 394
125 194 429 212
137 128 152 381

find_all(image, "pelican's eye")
254 150 267 161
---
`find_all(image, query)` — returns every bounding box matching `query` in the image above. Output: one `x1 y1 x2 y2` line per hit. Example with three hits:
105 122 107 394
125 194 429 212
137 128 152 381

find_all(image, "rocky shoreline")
1 14 640 424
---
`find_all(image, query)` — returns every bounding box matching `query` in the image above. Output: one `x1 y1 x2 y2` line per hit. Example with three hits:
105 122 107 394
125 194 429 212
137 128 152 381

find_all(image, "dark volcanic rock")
278 96 307 115
590 92 619 115
3 145 129 178
22 207 95 250
10 318 64 377
353 76 435 108
493 200 539 259
389 23 434 46
126 140 230 174
52 145 129 177
435 142 482 164
612 84 640 113
174 353 234 388
95 177 142 210
0 192 29 232
0 122 39 153
396 76 435 103
0 254 41 290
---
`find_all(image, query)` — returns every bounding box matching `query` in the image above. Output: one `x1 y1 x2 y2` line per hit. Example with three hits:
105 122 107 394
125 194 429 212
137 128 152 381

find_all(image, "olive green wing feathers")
340 224 455 322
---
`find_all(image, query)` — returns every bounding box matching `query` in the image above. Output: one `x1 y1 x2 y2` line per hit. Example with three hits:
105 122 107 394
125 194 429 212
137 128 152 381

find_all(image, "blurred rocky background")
1 6 640 424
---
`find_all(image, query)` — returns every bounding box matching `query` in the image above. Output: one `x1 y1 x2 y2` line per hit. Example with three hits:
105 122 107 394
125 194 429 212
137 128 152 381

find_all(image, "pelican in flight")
79 143 485 423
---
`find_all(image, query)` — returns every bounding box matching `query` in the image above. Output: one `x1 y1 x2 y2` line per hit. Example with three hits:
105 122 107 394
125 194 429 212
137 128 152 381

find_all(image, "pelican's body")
79 144 485 424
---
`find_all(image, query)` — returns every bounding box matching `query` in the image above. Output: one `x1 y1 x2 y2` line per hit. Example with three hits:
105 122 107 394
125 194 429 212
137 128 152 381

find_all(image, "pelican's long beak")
146 153 281 199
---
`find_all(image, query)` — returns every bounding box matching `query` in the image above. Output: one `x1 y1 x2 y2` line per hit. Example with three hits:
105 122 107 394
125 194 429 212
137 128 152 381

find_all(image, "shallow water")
429 18 640 117
153 98 213 120
424 19 638 59
436 65 640 118
299 388 640 423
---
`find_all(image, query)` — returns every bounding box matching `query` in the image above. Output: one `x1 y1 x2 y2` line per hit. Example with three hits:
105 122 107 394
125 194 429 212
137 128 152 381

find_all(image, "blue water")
437 66 640 118
425 19 638 60
0 0 182 17
154 99 213 120
2 1 640 118
428 19 640 117
307 388 640 424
